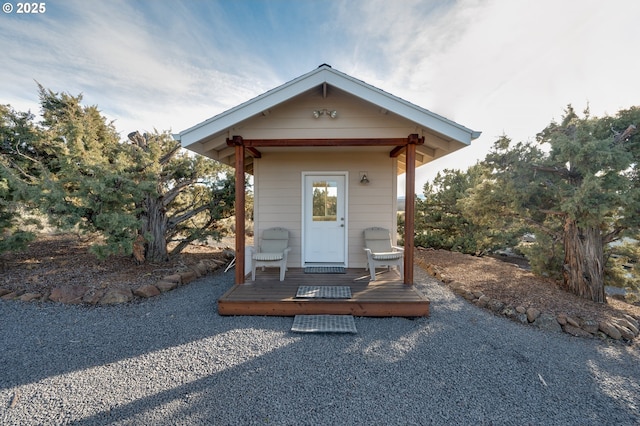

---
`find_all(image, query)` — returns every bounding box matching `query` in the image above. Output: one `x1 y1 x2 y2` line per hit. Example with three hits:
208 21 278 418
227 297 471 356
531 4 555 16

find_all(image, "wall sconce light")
359 172 370 184
313 109 338 119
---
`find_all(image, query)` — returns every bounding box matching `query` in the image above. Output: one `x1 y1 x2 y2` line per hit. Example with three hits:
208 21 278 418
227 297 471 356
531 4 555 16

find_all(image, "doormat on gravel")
296 285 352 299
304 266 345 274
291 315 357 333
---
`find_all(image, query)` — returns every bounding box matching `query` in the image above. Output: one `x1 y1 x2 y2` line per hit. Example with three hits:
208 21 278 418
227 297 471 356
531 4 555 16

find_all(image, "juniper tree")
415 165 522 255
466 106 640 303
0 105 43 254
5 86 235 262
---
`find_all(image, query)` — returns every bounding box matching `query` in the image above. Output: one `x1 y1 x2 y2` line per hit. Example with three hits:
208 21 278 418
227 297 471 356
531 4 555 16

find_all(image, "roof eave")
178 65 481 149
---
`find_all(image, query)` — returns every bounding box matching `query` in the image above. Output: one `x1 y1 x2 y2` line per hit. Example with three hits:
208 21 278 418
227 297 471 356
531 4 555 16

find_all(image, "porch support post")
403 134 419 285
229 136 246 285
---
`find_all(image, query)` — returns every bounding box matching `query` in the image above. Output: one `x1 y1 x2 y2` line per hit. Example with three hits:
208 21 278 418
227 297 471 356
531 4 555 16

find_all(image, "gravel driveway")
2 268 639 425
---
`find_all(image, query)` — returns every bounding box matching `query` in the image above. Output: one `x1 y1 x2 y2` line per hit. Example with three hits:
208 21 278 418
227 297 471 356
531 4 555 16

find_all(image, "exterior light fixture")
312 109 338 119
359 172 370 184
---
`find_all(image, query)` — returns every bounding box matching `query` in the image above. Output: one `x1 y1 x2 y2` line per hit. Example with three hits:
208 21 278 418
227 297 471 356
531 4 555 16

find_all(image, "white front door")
303 174 347 265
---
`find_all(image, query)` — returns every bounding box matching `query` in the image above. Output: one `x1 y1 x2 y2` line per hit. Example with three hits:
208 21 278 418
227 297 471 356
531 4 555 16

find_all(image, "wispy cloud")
1 0 637 167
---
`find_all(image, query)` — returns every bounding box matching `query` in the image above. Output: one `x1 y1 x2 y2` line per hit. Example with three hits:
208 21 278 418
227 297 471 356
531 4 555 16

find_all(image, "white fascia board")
321 70 480 144
179 65 480 148
179 67 332 148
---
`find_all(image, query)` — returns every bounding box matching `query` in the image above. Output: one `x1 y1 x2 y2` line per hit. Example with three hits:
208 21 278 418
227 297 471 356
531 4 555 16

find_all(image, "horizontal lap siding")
256 151 396 268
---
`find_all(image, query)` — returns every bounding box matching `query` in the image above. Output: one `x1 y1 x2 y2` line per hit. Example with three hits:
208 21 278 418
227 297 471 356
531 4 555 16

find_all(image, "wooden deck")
218 268 430 317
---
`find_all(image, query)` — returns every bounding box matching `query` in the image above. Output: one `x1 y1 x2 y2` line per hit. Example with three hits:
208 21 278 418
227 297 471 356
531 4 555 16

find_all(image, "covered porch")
218 267 430 317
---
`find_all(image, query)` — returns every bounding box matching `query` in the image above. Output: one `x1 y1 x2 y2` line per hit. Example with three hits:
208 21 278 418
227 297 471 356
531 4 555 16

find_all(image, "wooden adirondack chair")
363 227 404 281
251 227 291 281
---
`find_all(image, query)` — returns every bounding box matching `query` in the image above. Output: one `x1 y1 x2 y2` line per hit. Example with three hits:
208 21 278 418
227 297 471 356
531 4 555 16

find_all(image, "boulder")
563 325 593 338
99 288 133 305
580 319 599 334
526 307 541 323
19 293 41 302
622 314 639 330
49 286 86 304
180 271 198 284
556 314 568 326
194 262 209 276
82 289 105 305
616 318 638 336
156 280 178 293
533 314 562 333
477 295 490 308
134 285 161 298
1 291 19 300
164 274 182 284
599 321 622 340
487 299 505 313
612 322 636 340
565 316 580 328
515 306 526 314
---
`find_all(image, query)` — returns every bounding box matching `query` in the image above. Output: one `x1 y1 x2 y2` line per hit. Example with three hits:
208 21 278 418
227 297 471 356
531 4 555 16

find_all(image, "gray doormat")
291 315 357 333
304 266 346 274
296 285 352 299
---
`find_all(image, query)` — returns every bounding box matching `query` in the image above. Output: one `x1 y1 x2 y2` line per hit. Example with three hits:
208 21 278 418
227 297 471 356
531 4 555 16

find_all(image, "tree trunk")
562 218 606 303
140 196 169 263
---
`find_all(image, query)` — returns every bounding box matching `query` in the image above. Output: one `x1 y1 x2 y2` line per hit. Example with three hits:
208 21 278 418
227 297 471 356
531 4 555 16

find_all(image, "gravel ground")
1 268 639 425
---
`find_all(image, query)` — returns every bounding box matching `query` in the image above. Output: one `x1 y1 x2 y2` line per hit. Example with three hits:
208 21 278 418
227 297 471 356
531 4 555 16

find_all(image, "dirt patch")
0 234 234 300
416 247 640 325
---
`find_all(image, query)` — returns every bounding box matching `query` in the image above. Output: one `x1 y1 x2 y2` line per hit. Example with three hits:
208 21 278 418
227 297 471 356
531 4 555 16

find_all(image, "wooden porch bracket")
227 136 246 284
403 134 422 285
389 135 423 158
246 147 262 158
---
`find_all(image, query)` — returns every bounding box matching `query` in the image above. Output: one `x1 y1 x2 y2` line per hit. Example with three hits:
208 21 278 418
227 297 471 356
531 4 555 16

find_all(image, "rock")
49 286 86 304
0 288 12 297
515 306 526 314
194 262 209 276
156 280 178 293
612 322 636 340
616 318 638 336
565 316 580 328
580 319 599 334
487 299 505 313
526 307 541 323
563 325 594 338
599 321 622 340
134 285 161 298
19 293 41 302
533 314 562 333
448 281 464 291
180 271 198 284
472 291 484 299
82 289 105 305
99 288 133 305
476 295 489 307
1 291 19 300
462 291 475 301
622 314 639 331
556 314 567 326
164 274 182 284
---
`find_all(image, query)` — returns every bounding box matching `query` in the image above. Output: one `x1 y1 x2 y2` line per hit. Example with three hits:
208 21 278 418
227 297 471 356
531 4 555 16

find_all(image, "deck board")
218 268 430 317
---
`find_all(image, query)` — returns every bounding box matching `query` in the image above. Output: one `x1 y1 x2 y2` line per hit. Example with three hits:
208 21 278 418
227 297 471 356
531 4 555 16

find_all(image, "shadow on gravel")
2 270 639 424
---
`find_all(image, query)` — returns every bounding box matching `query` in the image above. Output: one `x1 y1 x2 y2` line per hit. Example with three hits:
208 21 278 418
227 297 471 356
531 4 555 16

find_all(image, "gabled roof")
176 64 480 150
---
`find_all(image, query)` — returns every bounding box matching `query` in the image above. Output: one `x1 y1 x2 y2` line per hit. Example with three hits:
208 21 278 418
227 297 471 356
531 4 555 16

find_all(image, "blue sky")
2 0 639 189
